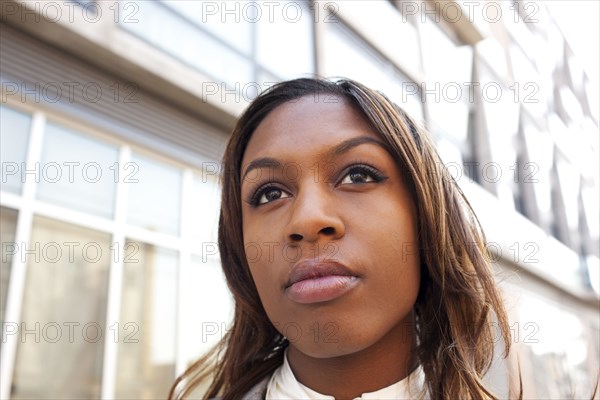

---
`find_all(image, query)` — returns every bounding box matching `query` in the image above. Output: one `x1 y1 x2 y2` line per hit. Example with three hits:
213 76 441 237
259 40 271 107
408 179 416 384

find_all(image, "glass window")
256 69 281 99
585 79 599 122
115 241 178 400
161 0 253 54
548 114 582 181
36 122 119 219
581 185 599 240
557 86 584 124
436 138 464 172
11 216 111 399
477 64 520 208
420 18 472 83
555 158 580 232
475 38 510 83
179 256 233 370
501 1 538 58
0 207 18 329
546 21 565 70
323 22 423 122
127 152 182 236
386 70 425 125
420 19 472 143
0 105 31 195
517 294 598 398
424 87 470 142
324 22 386 86
334 1 421 73
521 118 553 224
509 44 546 117
189 173 221 247
566 54 585 94
585 255 600 295
477 67 520 158
581 118 599 183
122 1 253 86
256 0 314 79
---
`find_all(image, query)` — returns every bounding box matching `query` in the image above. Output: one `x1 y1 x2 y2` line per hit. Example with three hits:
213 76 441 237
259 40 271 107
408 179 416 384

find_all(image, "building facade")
0 1 598 398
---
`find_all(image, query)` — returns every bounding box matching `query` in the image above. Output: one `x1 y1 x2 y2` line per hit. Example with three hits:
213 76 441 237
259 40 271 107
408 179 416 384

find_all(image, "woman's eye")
339 166 380 185
257 187 289 205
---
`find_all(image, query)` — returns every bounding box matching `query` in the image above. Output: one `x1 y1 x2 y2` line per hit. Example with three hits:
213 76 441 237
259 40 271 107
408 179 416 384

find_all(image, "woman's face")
240 95 420 358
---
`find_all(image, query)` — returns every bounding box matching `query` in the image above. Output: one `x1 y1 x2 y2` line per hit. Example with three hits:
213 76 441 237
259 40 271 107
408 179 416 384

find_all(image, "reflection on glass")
323 22 423 122
115 241 177 400
121 1 253 86
180 257 233 372
581 185 599 239
582 118 600 183
420 18 465 80
256 0 313 79
0 105 31 194
566 54 585 94
190 174 221 246
162 0 252 54
436 138 464 173
475 39 509 81
324 22 386 88
519 117 554 230
518 294 597 398
585 255 600 295
545 21 565 70
476 62 520 208
37 122 119 219
127 153 182 236
334 1 421 73
557 86 584 123
420 19 472 142
555 158 580 232
0 207 18 330
481 83 519 156
509 44 546 117
501 1 537 60
256 70 281 100
11 216 111 399
585 79 599 122
522 119 553 215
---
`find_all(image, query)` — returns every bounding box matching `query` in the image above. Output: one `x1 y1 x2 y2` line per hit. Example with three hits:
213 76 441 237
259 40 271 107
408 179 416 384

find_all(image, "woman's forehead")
242 95 379 163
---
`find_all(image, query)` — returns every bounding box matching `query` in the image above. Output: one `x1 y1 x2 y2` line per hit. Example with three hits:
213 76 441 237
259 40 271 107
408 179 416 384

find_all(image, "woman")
170 78 515 399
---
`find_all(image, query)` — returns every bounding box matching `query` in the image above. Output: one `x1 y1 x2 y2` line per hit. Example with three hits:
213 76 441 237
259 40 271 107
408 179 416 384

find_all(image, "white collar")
266 349 426 399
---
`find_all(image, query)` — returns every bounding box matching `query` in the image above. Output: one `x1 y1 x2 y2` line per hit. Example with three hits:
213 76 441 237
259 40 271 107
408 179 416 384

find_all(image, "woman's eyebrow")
242 157 281 181
242 136 387 180
328 136 388 157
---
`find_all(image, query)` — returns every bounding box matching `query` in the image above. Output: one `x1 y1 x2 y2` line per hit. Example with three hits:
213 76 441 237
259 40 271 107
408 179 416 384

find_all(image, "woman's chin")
287 339 370 360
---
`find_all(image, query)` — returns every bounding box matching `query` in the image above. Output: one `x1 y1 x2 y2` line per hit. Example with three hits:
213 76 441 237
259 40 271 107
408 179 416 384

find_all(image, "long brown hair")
169 78 513 399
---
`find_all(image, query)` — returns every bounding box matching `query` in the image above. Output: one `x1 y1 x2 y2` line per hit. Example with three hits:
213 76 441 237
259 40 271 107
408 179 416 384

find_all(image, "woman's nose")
285 187 345 243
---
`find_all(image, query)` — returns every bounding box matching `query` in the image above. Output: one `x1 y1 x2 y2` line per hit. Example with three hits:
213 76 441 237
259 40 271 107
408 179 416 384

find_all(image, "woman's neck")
286 319 418 399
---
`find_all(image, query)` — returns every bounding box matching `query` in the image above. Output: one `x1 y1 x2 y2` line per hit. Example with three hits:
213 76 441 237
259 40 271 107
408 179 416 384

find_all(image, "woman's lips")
284 260 360 304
